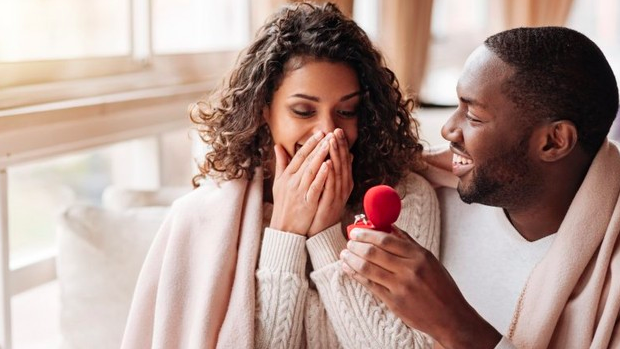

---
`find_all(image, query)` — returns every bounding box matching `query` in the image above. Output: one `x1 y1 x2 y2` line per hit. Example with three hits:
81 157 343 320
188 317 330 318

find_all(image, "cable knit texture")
255 172 440 348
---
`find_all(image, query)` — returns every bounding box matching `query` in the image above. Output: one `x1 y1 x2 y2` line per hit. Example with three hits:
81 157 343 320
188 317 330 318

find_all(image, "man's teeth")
453 153 473 165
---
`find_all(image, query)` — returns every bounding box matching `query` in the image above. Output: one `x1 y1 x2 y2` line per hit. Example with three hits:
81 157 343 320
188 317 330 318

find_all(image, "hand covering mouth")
295 143 331 160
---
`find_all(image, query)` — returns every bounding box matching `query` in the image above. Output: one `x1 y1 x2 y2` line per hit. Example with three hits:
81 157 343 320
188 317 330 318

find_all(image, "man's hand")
340 227 502 349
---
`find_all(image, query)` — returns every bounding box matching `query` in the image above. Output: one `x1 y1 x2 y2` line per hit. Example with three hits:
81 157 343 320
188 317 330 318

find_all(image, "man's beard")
457 139 538 208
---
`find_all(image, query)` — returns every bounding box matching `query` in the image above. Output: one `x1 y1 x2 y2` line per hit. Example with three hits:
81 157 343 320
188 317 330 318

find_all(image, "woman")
122 2 439 348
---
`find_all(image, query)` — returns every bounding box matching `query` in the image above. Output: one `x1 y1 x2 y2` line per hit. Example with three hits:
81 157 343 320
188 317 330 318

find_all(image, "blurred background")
0 0 619 348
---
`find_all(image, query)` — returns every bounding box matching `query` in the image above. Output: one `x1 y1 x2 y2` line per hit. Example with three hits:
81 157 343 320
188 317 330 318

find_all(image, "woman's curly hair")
190 1 425 207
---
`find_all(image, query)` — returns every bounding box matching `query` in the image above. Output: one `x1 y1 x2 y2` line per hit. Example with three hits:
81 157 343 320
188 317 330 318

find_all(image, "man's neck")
505 157 591 242
504 199 570 241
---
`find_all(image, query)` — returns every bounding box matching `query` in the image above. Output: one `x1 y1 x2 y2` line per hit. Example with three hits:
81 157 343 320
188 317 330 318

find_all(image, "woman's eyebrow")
289 93 319 101
288 90 361 102
340 91 362 101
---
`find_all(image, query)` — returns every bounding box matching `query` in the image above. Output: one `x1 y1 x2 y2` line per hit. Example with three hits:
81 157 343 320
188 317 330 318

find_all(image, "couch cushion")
56 204 169 349
102 185 191 209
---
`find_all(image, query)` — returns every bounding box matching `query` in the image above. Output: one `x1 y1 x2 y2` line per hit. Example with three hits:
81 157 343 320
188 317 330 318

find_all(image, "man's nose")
441 110 463 142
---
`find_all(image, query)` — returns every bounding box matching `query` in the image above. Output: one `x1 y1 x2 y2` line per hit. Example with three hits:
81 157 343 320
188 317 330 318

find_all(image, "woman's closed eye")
291 107 315 118
337 109 357 118
290 108 357 119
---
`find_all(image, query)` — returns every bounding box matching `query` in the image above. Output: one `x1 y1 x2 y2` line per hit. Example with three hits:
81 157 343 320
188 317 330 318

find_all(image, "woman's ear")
537 120 578 162
262 105 271 125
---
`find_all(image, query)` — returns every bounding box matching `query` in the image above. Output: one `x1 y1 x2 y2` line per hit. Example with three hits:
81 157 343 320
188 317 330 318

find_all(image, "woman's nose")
314 114 337 134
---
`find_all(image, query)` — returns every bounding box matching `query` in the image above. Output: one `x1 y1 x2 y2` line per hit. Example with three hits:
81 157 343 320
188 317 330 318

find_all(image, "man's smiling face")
441 46 543 208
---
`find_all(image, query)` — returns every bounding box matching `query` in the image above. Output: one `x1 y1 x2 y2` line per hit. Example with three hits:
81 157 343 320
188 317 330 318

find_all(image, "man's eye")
465 113 481 123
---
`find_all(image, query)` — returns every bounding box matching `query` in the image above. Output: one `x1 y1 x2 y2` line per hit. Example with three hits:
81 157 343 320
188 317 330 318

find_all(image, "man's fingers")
341 261 391 298
349 228 423 258
423 144 452 171
339 248 395 288
390 225 415 243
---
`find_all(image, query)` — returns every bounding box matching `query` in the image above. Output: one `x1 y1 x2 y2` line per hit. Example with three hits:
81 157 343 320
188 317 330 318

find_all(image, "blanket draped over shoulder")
121 171 263 349
424 140 620 349
509 140 620 349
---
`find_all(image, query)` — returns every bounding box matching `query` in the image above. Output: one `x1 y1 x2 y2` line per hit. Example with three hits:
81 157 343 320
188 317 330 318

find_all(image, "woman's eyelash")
338 110 356 117
291 109 357 118
292 109 314 117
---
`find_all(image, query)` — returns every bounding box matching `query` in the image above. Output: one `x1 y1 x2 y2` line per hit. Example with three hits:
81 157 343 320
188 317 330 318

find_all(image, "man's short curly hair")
485 26 619 156
190 2 424 207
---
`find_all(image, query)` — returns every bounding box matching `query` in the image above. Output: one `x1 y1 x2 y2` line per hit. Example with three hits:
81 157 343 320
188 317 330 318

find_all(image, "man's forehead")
457 46 514 99
462 46 512 80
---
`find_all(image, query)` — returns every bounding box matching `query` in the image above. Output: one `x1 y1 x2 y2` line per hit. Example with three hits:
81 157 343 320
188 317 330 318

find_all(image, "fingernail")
350 228 360 239
336 128 346 140
314 131 324 140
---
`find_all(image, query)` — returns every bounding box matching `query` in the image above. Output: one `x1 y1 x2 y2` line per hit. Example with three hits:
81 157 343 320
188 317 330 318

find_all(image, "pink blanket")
424 140 620 348
509 140 620 348
121 171 263 349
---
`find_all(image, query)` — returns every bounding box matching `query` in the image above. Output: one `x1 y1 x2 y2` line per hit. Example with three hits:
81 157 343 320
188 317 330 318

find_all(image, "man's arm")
340 227 502 349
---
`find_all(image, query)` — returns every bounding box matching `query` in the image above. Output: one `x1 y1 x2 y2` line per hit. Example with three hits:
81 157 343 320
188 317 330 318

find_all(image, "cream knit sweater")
255 172 440 349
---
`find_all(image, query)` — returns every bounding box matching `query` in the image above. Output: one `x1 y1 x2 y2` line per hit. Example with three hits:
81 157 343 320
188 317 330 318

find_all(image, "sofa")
56 185 190 349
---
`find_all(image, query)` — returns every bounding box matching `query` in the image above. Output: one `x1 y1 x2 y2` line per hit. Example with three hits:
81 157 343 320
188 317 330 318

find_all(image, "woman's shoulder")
396 171 437 201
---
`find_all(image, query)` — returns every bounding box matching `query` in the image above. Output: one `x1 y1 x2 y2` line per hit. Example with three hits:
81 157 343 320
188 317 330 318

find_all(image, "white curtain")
499 0 575 28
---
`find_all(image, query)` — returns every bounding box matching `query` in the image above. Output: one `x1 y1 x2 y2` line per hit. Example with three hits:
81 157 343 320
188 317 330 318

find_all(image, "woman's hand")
308 128 354 236
269 131 332 235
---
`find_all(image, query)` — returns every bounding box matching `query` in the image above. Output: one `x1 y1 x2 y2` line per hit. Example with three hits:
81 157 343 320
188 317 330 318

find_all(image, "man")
340 27 620 348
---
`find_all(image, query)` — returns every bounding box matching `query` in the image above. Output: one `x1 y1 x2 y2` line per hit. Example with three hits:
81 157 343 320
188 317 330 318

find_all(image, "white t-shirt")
438 187 556 334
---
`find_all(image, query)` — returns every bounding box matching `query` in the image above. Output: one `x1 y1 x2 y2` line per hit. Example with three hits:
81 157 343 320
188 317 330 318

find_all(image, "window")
0 0 130 62
0 0 248 98
153 0 249 54
419 0 493 106
567 0 620 88
0 1 250 348
9 149 113 268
